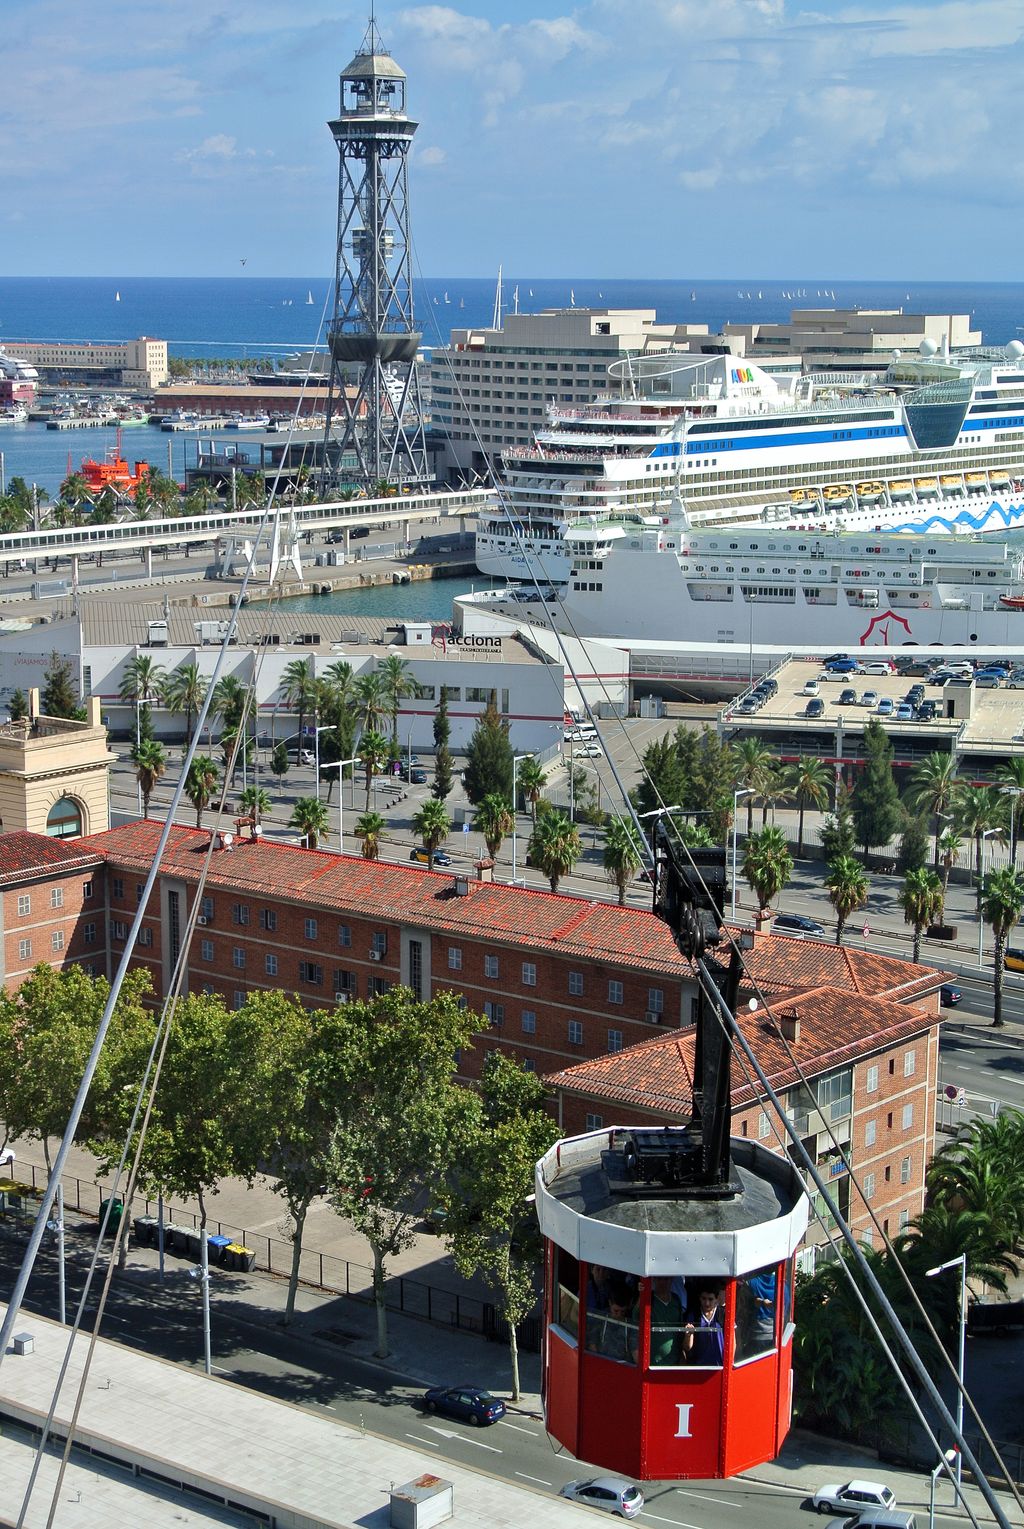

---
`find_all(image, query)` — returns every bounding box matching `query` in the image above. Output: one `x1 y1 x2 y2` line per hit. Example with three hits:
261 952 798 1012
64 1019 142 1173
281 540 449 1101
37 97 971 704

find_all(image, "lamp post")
1001 785 1023 867
926 1256 966 1492
511 753 530 887
978 827 999 966
928 1449 960 1529
318 754 359 851
732 787 755 918
313 723 336 803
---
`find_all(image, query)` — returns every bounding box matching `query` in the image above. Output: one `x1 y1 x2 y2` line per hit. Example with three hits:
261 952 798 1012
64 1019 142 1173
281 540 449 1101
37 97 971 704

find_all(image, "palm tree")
322 658 356 718
954 783 1006 910
996 757 1024 866
134 738 166 819
603 816 645 905
824 854 869 946
528 811 582 893
165 663 207 748
899 866 944 964
757 764 792 827
981 867 1024 1028
355 811 387 861
377 653 417 750
358 728 389 811
474 793 514 861
290 797 330 849
937 826 963 920
185 755 220 829
732 737 775 833
413 798 451 869
281 657 316 761
238 785 271 825
907 752 960 867
119 653 167 748
516 755 547 824
743 825 794 917
354 669 390 738
785 757 831 857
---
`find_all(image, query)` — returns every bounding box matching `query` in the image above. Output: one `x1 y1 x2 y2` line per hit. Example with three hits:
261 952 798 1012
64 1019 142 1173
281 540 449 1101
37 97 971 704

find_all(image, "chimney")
777 1007 801 1044
28 687 41 722
87 696 102 728
475 858 494 883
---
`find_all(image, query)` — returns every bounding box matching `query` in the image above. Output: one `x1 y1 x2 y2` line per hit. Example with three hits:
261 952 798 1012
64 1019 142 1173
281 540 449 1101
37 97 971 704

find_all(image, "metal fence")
3 1161 541 1353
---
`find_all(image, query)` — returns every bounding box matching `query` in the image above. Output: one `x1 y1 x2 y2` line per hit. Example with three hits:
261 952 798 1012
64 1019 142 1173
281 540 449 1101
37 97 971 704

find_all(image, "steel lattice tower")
320 21 429 493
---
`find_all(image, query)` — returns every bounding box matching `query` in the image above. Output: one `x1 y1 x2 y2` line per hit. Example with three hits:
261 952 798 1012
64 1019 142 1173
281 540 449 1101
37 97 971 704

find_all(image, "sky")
4 0 1024 279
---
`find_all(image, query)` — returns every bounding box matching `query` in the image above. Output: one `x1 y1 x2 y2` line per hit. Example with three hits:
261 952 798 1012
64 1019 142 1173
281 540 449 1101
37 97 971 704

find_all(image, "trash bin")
184 1230 202 1260
206 1235 232 1268
166 1224 190 1255
133 1215 158 1248
236 1245 256 1273
98 1198 123 1238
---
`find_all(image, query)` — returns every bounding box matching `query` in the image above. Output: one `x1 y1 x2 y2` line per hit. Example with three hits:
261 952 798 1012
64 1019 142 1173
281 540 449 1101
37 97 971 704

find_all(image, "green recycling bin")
98 1198 123 1238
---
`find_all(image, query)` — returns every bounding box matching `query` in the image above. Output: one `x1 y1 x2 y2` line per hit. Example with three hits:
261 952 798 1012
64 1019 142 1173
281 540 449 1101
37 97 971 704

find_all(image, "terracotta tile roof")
0 832 104 885
544 988 941 1116
730 928 945 1006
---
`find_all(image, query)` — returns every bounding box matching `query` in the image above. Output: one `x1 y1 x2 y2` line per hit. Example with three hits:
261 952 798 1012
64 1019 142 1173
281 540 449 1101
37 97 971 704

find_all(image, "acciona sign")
431 623 501 653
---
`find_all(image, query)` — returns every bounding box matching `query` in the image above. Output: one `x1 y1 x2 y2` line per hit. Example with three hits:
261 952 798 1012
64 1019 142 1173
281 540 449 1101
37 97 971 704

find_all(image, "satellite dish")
919 337 938 357
1005 339 1024 361
892 348 901 361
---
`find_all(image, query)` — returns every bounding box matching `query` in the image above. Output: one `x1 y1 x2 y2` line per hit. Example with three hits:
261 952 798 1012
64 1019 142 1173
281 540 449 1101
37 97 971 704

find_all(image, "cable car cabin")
535 1126 808 1480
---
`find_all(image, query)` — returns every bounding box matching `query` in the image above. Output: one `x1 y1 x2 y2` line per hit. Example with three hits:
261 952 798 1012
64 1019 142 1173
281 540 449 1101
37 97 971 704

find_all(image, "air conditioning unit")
644 1011 661 1025
369 948 383 962
334 990 351 1004
197 916 208 927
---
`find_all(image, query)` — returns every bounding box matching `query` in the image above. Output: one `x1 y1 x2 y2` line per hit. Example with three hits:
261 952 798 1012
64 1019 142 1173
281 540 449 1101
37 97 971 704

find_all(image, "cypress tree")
463 699 513 805
852 720 903 859
433 685 453 799
40 651 78 719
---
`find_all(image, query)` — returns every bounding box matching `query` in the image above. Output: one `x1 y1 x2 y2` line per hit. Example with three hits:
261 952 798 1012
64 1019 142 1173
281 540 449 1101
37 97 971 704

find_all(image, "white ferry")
473 506 1024 648
475 342 1024 582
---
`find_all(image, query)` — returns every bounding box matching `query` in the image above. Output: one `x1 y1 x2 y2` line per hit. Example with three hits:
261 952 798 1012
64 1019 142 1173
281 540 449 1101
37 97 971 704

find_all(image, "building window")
338 923 351 947
202 983 213 996
866 1064 879 1093
523 1058 536 1072
522 961 537 987
200 939 214 961
136 928 152 948
265 953 278 976
51 930 65 952
17 938 30 960
898 1208 910 1232
448 947 462 971
334 969 356 998
260 908 277 932
136 884 144 906
409 939 423 1001
16 895 29 917
371 932 387 958
201 896 214 923
758 1111 770 1140
50 887 64 910
569 971 583 996
110 920 127 941
585 1113 603 1130
608 979 623 1005
608 1029 623 1053
305 917 318 941
647 987 664 1015
368 976 390 998
903 1049 916 1078
84 922 96 945
484 1001 505 1027
83 880 93 899
521 1009 536 1034
900 1155 912 1184
902 1103 913 1130
484 954 499 979
113 878 124 900
864 1172 876 1201
234 991 246 1011
233 947 246 970
865 1119 876 1148
46 797 82 839
232 903 250 927
568 1020 583 1045
299 961 323 986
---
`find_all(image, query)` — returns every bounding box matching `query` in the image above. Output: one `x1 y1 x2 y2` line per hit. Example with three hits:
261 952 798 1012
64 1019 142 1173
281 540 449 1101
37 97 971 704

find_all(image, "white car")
575 741 603 758
811 1479 897 1515
560 1478 644 1518
859 690 879 708
803 679 820 696
862 660 894 675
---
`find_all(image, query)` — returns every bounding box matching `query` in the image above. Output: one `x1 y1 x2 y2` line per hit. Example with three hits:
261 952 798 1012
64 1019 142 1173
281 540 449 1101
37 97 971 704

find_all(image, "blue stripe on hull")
883 501 1024 534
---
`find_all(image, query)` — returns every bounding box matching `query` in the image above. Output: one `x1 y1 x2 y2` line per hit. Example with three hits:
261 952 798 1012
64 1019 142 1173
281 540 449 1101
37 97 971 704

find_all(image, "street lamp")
926 1255 966 1491
928 1449 960 1529
1000 785 1023 867
732 787 755 918
318 754 359 852
511 753 531 887
313 723 337 803
978 827 999 965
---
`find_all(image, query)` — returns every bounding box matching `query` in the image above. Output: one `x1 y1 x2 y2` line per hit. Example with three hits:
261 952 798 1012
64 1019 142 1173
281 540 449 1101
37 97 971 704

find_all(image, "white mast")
491 264 503 330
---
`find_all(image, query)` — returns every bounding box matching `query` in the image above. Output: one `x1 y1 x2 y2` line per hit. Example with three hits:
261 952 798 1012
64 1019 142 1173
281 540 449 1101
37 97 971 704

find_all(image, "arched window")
46 797 82 839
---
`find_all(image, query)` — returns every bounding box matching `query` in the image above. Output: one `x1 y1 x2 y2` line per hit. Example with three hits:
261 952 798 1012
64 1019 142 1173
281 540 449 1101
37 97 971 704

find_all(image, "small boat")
80 429 149 494
889 479 913 498
0 404 28 425
990 467 1011 488
914 476 939 495
856 480 884 501
115 291 121 302
1000 594 1024 610
940 474 964 492
965 471 987 489
306 290 314 304
823 483 853 501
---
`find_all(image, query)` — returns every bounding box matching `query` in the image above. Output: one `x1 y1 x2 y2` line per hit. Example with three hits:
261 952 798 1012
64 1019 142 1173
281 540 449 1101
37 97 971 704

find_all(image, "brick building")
0 833 105 991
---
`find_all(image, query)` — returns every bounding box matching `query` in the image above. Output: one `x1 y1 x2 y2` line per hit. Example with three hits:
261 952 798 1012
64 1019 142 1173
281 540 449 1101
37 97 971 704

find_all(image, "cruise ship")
474 342 1024 582
469 507 1024 649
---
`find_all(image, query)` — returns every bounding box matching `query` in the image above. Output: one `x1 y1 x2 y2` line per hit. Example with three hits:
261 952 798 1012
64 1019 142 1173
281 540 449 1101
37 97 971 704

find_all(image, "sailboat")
115 291 121 302
569 288 576 307
306 290 314 305
444 292 450 304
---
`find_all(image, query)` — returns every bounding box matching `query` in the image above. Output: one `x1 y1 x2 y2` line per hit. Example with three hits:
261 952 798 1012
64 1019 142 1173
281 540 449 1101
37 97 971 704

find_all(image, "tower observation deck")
320 22 430 494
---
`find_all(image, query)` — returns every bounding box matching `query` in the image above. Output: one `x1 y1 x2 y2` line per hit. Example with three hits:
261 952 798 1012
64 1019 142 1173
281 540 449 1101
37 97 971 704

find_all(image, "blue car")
422 1385 507 1426
940 984 962 1007
824 657 862 673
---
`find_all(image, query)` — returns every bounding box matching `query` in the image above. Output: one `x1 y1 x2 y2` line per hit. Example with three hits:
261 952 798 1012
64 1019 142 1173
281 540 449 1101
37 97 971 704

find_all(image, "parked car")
1007 671 1024 689
940 983 962 1007
734 700 759 715
876 697 895 717
824 657 862 673
907 684 925 702
409 848 453 866
805 698 826 718
862 660 895 675
975 662 1010 677
916 699 940 721
823 1511 917 1529
811 1480 897 1516
756 677 779 697
421 1385 506 1426
975 673 1002 687
405 767 428 784
895 703 915 721
860 690 880 708
575 741 603 757
773 913 826 937
803 679 821 696
560 1478 645 1519
838 687 859 705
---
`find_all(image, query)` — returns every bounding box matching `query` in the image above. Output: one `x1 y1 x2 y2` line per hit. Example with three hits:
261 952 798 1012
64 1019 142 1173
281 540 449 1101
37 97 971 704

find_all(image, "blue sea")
3 273 1024 500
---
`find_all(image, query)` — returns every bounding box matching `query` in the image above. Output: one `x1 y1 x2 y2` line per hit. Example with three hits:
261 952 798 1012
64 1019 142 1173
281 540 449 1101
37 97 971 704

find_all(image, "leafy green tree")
185 754 220 829
690 726 737 840
281 657 316 761
355 811 387 860
378 653 417 750
516 754 546 824
238 785 271 825
440 1054 560 1400
896 810 930 875
474 793 514 861
528 810 582 893
270 740 289 787
432 685 453 799
0 495 30 533
290 796 330 849
413 798 451 868
41 651 79 719
899 867 943 963
134 738 166 819
8 689 27 722
463 698 514 805
327 988 482 1357
928 1112 1024 1260
743 825 793 917
907 752 960 867
825 854 869 946
820 786 856 862
358 727 389 811
982 867 1024 1027
603 816 645 905
851 720 903 860
955 784 1007 911
630 735 686 824
165 663 207 748
786 757 831 856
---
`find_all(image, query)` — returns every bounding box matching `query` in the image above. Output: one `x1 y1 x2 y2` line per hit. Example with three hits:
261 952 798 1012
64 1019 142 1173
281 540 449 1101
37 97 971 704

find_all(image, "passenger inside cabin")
682 1286 725 1366
647 1276 685 1367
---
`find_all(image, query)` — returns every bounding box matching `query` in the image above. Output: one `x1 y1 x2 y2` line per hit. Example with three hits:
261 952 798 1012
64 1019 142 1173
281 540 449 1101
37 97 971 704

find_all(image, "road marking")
642 1512 702 1528
405 1433 440 1447
675 1488 744 1507
424 1424 501 1453
516 1472 552 1486
498 1419 537 1435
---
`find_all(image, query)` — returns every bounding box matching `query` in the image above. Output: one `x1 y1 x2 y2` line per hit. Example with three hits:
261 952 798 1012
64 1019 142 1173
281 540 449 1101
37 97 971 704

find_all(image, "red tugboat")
79 428 150 496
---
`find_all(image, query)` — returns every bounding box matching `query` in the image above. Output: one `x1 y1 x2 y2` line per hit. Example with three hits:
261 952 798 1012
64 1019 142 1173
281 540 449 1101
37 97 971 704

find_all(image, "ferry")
470 506 1024 648
475 342 1024 583
80 429 150 495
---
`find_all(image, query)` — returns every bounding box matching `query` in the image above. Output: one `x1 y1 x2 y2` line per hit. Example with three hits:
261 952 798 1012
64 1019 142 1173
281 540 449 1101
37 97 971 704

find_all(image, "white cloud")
178 134 242 163
417 144 448 167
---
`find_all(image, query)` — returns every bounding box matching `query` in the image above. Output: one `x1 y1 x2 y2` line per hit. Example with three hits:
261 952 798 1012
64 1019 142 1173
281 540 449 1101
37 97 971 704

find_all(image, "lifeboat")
940 474 964 493
965 471 987 490
999 594 1024 610
823 483 853 501
914 476 939 495
989 467 1011 488
889 479 913 498
856 480 884 501
789 488 808 503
